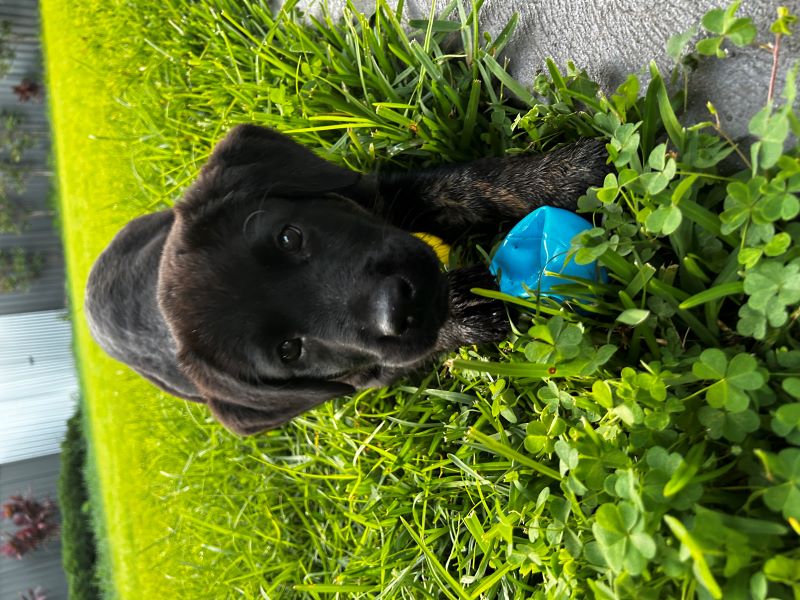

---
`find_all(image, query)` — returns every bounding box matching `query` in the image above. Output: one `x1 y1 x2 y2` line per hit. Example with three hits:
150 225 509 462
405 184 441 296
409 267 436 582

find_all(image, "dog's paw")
455 296 511 345
436 265 511 349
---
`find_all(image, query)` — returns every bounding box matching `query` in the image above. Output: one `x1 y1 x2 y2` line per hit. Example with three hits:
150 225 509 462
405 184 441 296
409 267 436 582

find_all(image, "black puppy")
85 125 606 435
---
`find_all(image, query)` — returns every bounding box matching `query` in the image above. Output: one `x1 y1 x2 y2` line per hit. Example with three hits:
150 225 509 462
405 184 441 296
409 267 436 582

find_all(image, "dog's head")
158 125 449 435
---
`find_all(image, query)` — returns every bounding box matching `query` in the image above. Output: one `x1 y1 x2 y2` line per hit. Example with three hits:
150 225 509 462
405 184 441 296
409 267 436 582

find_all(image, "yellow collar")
412 233 450 264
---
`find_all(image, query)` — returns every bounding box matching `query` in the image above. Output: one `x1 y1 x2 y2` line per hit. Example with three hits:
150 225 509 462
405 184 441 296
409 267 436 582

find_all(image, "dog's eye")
278 226 303 252
278 338 302 362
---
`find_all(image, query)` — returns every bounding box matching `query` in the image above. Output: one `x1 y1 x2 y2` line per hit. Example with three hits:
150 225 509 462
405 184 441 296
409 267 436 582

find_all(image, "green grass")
43 0 800 598
41 1 193 596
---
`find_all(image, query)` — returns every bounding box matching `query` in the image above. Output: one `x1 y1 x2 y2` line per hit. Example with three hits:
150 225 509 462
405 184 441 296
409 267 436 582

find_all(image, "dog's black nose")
373 276 414 337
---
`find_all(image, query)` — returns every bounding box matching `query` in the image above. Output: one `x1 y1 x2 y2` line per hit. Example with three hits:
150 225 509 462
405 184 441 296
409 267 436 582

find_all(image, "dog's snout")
373 276 415 337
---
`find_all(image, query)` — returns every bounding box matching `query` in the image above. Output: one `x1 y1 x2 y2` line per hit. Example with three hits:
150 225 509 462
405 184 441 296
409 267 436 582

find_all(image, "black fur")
85 125 607 435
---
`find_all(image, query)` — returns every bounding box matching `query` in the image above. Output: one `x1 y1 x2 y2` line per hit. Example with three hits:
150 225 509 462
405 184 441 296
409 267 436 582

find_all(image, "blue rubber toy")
489 206 605 301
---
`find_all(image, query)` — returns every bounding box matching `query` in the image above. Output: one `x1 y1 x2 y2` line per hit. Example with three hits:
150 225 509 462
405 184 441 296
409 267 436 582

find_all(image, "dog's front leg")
371 139 608 243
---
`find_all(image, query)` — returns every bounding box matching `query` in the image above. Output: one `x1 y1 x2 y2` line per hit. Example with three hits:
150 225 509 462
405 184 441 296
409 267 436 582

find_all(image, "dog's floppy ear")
179 349 355 436
181 124 362 212
206 390 339 436
204 382 355 436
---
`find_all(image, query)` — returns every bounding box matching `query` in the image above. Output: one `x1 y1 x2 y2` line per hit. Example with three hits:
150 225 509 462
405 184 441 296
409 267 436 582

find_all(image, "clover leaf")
744 260 800 314
764 232 792 257
573 227 611 265
772 403 800 444
524 414 564 455
525 317 584 363
762 448 800 520
692 349 765 412
606 122 640 168
777 349 800 370
783 377 800 399
597 172 619 204
764 555 800 589
645 204 683 235
750 106 791 171
667 25 699 62
642 447 702 510
737 304 767 339
755 178 800 224
697 1 757 57
698 406 760 442
592 501 656 575
721 178 761 234
738 259 800 338
640 144 677 197
524 421 552 455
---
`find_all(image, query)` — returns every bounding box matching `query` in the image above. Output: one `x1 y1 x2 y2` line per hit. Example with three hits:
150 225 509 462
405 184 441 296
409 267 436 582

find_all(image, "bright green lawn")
42 1 195 596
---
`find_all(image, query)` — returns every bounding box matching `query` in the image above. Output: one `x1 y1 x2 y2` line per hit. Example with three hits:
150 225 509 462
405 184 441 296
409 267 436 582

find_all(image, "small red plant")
0 495 59 559
19 587 47 600
12 79 42 102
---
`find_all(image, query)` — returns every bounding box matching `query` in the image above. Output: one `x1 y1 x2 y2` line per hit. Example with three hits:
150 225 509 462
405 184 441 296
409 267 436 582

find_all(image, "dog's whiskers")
242 209 269 238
